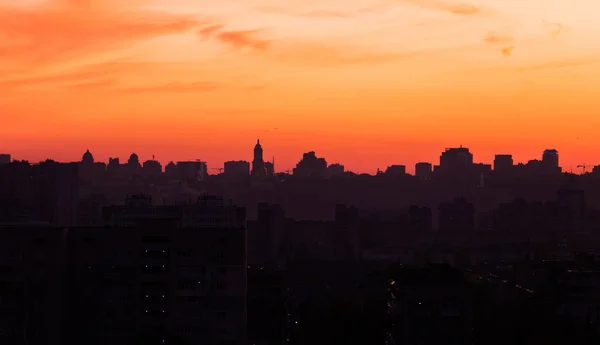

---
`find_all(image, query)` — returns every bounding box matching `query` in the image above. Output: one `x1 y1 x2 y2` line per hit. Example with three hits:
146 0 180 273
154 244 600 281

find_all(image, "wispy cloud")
121 81 224 94
255 4 388 19
0 2 203 67
197 24 271 51
501 46 513 57
397 0 497 16
483 32 514 45
270 40 483 67
0 60 228 94
524 57 600 71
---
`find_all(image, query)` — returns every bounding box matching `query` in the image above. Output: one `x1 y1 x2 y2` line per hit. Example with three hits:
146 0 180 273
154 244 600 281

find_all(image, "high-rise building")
493 154 513 174
0 154 10 164
542 149 561 173
438 146 473 175
293 151 327 178
0 225 68 345
415 162 432 178
68 194 247 345
224 160 250 178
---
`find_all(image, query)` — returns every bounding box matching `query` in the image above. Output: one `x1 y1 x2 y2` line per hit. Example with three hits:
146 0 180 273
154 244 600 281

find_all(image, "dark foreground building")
0 194 247 345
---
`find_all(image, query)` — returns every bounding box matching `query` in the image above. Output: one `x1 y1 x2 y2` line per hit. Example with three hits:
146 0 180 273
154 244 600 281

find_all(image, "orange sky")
1 0 599 174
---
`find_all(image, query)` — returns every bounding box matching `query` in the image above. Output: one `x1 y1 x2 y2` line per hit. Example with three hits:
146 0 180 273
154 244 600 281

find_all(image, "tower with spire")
251 139 266 177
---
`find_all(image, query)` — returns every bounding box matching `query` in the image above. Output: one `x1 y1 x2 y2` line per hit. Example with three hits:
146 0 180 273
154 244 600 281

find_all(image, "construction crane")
577 163 591 174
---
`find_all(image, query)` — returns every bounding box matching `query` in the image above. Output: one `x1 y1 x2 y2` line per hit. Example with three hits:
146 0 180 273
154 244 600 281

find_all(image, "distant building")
176 161 208 181
82 149 94 164
293 151 327 178
439 198 475 234
165 161 177 176
142 157 162 176
385 165 406 176
327 163 345 177
251 139 266 178
438 146 473 175
224 160 250 179
415 162 432 178
0 154 10 164
265 160 275 177
542 149 561 174
493 154 513 174
79 149 106 181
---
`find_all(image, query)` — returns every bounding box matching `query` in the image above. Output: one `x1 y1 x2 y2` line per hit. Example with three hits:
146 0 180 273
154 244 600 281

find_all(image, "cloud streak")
121 81 224 94
501 46 513 57
197 24 271 51
397 0 497 16
0 2 203 68
270 40 485 67
483 32 514 45
255 4 389 19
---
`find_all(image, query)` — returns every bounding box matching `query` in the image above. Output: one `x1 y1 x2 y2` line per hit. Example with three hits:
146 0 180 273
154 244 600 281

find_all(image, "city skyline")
1 0 600 173
1 142 585 175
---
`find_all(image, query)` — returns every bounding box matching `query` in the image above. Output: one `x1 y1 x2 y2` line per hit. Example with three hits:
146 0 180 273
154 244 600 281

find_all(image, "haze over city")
1 0 600 173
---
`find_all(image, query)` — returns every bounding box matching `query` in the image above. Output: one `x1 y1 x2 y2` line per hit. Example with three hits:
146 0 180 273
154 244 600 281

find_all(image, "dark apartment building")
438 146 474 175
224 161 250 179
384 165 406 176
438 198 475 235
142 158 163 176
415 162 432 179
247 269 285 345
388 266 473 345
66 194 247 345
171 161 208 182
542 149 561 173
293 152 327 178
0 161 79 226
493 154 514 174
326 163 345 177
0 225 68 345
0 154 10 164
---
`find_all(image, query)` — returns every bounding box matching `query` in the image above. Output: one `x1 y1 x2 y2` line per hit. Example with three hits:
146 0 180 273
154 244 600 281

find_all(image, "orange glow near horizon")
1 0 600 174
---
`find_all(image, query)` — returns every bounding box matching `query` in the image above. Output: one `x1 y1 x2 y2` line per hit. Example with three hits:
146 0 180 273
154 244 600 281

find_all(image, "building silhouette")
224 161 250 179
385 165 406 176
327 163 345 177
437 146 474 175
251 139 266 178
415 162 432 179
293 152 327 178
493 154 513 174
0 154 10 164
67 194 247 345
142 156 162 176
542 149 561 174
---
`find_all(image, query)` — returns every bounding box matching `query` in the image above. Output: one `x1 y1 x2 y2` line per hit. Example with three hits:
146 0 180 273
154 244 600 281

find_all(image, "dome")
82 149 94 164
128 153 139 165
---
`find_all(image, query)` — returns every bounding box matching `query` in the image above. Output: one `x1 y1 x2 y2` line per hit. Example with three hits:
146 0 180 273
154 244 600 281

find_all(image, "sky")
1 0 599 174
